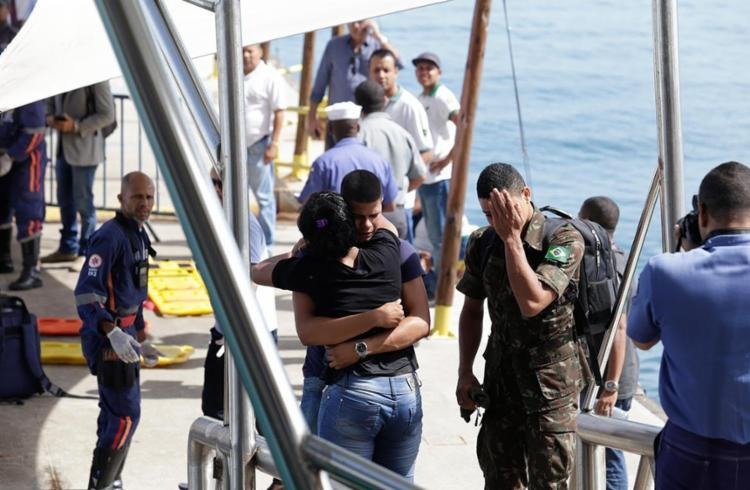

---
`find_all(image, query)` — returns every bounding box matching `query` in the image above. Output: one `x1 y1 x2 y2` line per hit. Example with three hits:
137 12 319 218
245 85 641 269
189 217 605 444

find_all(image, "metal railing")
575 164 664 490
44 94 174 215
43 93 317 215
577 413 662 490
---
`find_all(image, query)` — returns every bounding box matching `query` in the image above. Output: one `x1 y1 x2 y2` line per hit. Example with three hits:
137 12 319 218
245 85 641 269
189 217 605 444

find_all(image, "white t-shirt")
385 86 433 155
243 61 287 146
418 83 460 183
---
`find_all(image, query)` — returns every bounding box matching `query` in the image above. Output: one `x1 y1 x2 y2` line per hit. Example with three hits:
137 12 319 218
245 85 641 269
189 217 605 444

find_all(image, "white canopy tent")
0 0 447 111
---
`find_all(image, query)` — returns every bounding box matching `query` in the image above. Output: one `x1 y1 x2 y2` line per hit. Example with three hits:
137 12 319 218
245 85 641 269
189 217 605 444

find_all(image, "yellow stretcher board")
41 341 194 367
147 259 213 316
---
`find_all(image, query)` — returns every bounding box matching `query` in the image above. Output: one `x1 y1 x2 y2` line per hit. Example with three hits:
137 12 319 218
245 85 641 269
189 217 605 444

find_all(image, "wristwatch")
604 380 619 393
354 341 369 359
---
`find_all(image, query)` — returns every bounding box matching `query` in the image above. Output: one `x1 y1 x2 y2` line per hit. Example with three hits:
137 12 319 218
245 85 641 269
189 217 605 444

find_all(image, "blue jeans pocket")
332 394 381 441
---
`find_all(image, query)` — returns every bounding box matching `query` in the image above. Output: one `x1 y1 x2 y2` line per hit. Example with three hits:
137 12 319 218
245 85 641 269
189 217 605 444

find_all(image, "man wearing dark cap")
355 80 426 240
413 52 460 298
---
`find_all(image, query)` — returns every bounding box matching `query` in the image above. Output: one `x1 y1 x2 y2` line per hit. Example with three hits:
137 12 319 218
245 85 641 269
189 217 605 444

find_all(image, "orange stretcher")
38 317 151 336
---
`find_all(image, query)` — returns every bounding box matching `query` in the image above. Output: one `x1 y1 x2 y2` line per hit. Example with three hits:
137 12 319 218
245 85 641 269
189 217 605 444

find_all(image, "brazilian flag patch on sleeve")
545 245 571 264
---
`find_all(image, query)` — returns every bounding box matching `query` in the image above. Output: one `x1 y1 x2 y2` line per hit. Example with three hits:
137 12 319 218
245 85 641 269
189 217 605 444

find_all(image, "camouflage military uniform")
457 209 585 490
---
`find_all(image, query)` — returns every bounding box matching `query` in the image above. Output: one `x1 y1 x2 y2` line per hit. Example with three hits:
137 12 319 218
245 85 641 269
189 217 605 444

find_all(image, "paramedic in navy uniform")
75 171 158 490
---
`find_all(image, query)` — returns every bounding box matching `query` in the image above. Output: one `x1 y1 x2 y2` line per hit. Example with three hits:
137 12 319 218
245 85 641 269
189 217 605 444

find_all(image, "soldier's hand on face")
376 299 404 328
326 341 359 370
456 371 481 409
489 189 524 242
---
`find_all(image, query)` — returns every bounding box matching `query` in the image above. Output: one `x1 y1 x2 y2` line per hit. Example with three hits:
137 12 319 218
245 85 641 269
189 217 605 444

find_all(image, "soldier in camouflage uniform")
456 163 585 489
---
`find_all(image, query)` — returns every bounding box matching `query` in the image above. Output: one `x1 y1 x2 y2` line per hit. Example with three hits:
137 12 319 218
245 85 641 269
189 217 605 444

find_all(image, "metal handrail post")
583 166 662 410
215 0 254 488
653 0 685 252
633 456 655 490
580 441 601 490
94 2 319 489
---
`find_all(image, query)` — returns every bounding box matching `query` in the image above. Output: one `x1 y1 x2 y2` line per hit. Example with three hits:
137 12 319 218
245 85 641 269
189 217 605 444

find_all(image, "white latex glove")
140 341 164 368
0 153 12 177
106 328 141 363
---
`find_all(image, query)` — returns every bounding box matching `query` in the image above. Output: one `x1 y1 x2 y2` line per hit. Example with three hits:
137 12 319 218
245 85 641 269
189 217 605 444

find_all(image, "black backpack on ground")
0 295 98 403
540 206 620 386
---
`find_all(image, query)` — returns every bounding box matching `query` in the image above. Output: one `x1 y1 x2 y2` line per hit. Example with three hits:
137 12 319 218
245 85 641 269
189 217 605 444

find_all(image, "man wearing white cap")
298 101 398 207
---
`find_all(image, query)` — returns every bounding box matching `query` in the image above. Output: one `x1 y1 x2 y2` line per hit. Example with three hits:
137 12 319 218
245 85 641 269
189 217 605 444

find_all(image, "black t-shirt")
273 229 417 377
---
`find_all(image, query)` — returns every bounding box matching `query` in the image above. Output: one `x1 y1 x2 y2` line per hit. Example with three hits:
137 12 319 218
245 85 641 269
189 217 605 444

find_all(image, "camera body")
676 194 702 251
460 386 490 422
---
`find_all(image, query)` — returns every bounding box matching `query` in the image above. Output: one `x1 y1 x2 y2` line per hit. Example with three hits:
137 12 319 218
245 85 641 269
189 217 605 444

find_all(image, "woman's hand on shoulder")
375 299 404 328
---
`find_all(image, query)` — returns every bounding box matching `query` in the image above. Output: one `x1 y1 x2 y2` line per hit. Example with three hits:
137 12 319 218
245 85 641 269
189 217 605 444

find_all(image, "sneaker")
40 250 78 264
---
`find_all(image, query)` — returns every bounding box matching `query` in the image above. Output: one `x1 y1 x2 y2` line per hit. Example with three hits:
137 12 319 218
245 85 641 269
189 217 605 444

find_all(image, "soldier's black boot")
9 235 42 290
0 227 14 273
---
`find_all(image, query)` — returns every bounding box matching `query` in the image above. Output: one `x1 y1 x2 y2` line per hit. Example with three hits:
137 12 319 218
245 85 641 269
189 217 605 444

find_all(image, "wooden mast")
291 31 316 179
432 0 493 337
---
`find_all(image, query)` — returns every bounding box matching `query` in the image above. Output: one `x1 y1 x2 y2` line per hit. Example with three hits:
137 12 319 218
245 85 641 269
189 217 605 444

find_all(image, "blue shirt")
298 137 398 206
628 232 750 443
303 239 424 378
311 34 382 105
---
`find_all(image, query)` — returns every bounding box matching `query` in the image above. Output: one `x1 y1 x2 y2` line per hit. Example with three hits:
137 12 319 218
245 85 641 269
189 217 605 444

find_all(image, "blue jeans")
418 180 449 294
403 207 414 244
318 372 423 480
655 420 750 490
246 136 276 245
55 158 98 255
605 397 632 490
300 376 326 435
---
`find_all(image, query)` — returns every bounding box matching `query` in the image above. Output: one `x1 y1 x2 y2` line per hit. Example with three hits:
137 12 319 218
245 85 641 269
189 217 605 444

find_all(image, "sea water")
271 0 750 401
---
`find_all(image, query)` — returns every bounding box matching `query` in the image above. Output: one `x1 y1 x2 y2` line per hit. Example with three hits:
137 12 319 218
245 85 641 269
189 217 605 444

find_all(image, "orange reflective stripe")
107 273 116 311
117 417 133 450
111 417 127 450
23 133 41 155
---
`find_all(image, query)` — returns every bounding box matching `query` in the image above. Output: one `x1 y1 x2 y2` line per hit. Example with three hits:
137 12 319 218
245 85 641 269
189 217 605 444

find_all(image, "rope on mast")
501 0 532 188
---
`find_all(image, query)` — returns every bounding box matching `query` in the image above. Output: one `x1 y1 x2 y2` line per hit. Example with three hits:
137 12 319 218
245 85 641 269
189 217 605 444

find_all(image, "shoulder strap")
85 85 98 119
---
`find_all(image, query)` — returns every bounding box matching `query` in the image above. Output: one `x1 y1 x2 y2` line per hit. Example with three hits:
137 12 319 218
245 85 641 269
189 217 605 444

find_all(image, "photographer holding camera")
629 161 750 490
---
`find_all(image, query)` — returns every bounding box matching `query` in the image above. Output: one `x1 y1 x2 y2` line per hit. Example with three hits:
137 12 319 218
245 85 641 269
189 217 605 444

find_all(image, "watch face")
355 342 367 354
605 381 618 391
